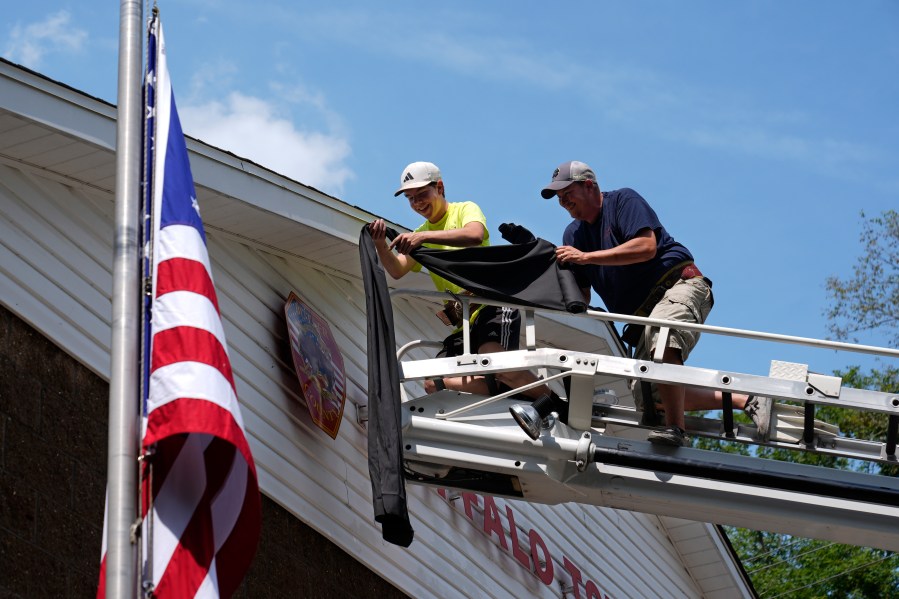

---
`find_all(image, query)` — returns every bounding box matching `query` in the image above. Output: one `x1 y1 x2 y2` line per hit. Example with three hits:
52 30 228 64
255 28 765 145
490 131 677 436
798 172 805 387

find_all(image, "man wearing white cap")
510 160 771 447
369 162 559 406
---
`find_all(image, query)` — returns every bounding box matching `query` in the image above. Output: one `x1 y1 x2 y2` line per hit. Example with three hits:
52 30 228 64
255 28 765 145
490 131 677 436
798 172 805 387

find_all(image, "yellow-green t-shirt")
410 201 489 295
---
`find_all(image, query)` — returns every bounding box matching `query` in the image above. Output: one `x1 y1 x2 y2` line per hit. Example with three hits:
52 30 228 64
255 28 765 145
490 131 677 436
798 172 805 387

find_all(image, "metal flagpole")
107 0 144 596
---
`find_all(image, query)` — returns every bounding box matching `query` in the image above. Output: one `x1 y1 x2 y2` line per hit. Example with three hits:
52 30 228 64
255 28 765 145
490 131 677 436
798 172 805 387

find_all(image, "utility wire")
747 542 837 575
741 536 807 565
761 554 896 599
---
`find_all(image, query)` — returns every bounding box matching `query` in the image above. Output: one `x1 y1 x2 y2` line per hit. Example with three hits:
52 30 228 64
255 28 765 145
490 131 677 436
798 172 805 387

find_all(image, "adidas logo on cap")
394 161 442 196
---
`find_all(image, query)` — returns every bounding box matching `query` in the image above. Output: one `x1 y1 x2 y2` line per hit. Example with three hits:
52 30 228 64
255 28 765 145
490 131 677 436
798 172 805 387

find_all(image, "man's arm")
556 228 656 266
369 219 417 279
389 221 486 254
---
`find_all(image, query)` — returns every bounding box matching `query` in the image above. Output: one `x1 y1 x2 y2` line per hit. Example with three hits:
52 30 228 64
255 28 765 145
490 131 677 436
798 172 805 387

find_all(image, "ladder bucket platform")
399 389 899 552
399 346 899 465
389 289 899 549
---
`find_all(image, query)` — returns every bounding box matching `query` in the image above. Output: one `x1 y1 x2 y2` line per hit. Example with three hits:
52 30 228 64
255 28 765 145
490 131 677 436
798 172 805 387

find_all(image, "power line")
762 554 896 599
740 536 807 565
747 542 837 575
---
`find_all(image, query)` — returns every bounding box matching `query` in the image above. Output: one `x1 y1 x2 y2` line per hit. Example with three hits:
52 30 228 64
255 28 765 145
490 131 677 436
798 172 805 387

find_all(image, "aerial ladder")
389 289 899 552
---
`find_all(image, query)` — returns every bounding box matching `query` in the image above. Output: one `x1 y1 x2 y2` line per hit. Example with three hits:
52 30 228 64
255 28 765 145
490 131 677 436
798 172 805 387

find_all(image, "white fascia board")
0 59 406 245
0 60 116 150
185 141 398 245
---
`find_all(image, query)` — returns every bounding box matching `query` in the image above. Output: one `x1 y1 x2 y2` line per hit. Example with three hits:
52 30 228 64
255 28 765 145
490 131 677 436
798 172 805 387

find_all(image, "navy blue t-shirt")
562 187 693 315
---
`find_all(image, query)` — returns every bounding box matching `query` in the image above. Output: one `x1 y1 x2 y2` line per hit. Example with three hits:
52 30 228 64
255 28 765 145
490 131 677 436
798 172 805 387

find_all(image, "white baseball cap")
394 161 442 197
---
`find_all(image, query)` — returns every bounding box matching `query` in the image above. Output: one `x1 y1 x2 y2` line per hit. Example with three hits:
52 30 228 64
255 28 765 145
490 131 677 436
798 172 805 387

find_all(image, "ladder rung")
591 403 894 465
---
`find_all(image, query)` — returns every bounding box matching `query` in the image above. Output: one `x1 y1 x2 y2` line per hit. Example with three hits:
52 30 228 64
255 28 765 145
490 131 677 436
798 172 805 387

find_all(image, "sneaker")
510 404 542 440
745 395 773 441
647 426 687 447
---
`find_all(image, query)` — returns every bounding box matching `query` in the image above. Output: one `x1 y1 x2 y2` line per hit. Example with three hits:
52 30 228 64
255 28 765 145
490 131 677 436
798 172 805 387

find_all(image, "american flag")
98 15 260 598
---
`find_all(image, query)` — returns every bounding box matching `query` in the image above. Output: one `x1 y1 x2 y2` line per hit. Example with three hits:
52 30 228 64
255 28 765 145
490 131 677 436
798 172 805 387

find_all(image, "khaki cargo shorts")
633 277 714 410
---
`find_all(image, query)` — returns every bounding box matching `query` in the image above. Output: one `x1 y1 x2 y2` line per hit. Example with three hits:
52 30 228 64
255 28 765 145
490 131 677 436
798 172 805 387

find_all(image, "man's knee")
477 341 507 354
497 370 537 387
661 346 684 366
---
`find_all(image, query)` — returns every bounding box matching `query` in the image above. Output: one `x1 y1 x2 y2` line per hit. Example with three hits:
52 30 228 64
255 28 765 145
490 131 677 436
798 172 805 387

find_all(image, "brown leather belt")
633 261 707 317
438 291 483 327
681 264 703 280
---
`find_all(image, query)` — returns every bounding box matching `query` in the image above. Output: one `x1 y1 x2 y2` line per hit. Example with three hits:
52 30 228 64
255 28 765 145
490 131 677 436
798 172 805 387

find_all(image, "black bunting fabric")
359 226 415 547
358 222 586 547
411 223 587 315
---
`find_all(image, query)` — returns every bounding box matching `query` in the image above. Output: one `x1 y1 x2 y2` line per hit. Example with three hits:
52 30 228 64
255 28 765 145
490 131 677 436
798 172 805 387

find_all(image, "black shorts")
438 305 521 358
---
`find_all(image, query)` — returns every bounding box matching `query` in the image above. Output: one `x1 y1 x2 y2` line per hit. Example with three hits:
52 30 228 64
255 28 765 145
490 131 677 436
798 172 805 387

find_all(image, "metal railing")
389 287 899 464
390 288 899 359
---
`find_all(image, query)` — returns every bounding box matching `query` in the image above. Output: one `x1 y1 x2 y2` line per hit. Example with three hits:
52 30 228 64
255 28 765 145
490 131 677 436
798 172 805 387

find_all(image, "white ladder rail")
400 391 899 552
391 289 899 464
389 288 899 359
399 348 899 417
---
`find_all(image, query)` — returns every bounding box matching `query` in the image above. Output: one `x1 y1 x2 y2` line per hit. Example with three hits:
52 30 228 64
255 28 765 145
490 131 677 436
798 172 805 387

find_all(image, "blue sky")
3 1 897 378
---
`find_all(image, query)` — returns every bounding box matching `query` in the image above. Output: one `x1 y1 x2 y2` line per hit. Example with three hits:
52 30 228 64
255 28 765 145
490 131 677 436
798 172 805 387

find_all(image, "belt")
633 261 707 317
681 264 705 281
439 291 484 328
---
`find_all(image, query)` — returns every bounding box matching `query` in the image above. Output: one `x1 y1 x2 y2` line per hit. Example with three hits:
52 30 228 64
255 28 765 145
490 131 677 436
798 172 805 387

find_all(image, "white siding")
0 162 743 599
0 164 112 377
0 58 753 598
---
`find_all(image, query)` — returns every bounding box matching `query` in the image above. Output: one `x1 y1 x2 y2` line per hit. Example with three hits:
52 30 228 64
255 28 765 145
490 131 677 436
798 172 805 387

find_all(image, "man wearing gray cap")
369 161 560 405
509 160 771 447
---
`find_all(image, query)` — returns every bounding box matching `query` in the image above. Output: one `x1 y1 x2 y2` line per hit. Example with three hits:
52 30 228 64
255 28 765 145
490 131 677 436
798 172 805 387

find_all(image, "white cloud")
179 91 353 195
168 4 885 189
682 125 879 176
283 8 589 91
280 7 885 180
3 11 87 69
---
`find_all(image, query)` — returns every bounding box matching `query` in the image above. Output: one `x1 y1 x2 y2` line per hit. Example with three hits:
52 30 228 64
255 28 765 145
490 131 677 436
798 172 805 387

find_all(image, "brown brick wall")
0 304 406 598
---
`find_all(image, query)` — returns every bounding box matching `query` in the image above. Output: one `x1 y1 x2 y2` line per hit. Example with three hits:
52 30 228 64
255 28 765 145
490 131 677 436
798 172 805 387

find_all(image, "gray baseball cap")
540 161 596 199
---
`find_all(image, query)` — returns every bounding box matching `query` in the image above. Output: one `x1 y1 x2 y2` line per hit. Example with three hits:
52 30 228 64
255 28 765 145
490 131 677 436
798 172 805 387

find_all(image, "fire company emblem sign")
284 292 347 438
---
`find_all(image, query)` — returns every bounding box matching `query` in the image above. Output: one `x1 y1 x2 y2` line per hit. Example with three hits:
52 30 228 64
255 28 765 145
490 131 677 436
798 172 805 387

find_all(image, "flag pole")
107 0 144 596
